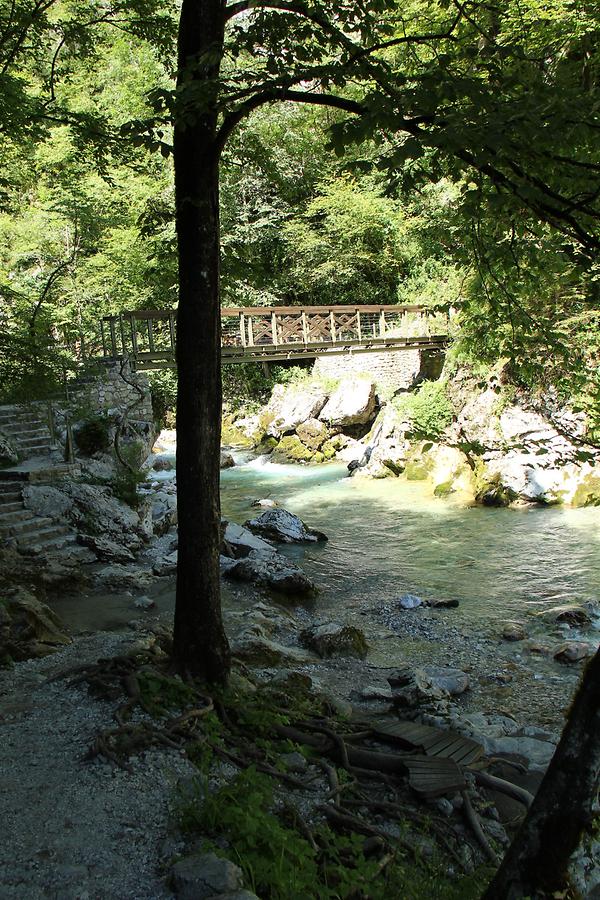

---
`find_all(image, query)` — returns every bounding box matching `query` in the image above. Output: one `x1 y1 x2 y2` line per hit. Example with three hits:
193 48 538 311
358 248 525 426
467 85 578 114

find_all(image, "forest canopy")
0 0 598 413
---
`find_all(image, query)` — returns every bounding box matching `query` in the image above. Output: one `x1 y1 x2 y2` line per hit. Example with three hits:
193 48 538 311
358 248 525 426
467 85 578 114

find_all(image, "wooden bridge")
100 305 449 369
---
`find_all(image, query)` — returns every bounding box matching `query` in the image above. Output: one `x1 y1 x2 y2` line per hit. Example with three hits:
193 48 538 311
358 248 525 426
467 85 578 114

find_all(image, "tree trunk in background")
483 647 600 899
172 0 230 684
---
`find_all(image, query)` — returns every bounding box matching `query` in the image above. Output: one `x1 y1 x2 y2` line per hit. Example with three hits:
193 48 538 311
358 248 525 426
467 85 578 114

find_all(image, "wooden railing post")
271 311 278 346
168 313 176 352
131 315 139 359
119 314 127 356
301 310 308 344
356 308 362 342
239 313 246 347
147 317 156 354
329 310 336 343
248 316 255 347
379 309 386 337
108 318 117 357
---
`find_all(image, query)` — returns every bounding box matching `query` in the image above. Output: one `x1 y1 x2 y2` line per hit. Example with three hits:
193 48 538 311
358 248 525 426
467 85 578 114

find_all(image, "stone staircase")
0 404 55 460
0 480 76 552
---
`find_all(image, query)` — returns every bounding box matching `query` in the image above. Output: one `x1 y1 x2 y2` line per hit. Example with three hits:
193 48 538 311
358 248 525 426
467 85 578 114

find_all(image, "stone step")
0 502 24 514
16 435 52 446
17 445 53 457
29 532 78 551
0 413 47 427
0 509 34 524
0 516 54 538
0 485 22 500
10 426 50 438
15 524 73 547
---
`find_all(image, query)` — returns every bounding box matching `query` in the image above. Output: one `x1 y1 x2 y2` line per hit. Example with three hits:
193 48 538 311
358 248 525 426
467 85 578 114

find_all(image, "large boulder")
272 434 324 464
223 521 274 557
348 406 410 478
23 482 144 551
319 378 377 427
1 588 71 661
149 488 178 536
220 451 235 469
221 550 316 596
296 418 329 451
268 384 329 437
244 508 327 544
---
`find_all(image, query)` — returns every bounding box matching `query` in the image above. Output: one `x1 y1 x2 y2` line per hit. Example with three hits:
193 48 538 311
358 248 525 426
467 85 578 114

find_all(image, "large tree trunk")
172 0 230 684
484 647 600 899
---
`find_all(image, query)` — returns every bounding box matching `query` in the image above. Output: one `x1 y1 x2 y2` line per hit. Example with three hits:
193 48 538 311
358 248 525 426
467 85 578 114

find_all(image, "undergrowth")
76 651 494 900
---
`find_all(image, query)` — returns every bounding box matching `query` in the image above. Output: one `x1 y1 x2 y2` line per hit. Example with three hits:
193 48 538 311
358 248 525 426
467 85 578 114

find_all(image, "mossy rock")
221 421 257 448
571 474 600 507
320 440 337 461
274 435 324 464
433 479 454 498
256 436 279 454
474 473 518 507
404 459 432 481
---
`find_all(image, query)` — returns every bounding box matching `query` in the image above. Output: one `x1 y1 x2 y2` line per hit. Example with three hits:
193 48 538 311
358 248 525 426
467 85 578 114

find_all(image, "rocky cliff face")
223 368 600 508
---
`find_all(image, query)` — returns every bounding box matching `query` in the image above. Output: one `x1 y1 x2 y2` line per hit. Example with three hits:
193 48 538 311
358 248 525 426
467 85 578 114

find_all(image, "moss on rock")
571 473 600 507
274 435 324 464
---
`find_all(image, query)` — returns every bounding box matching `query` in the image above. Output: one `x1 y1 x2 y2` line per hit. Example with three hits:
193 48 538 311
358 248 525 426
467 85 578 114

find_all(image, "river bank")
2 419 600 896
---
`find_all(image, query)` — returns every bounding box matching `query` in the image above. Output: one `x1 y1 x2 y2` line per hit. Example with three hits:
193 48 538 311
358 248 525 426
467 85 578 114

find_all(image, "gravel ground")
0 632 195 900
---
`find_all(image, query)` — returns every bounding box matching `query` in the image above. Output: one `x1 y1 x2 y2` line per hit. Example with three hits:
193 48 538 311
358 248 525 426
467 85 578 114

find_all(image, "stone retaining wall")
313 348 444 393
71 361 154 424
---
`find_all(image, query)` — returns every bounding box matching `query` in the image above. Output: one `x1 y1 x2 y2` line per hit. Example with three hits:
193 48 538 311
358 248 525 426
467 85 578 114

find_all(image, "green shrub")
74 415 111 456
147 370 178 429
394 380 454 441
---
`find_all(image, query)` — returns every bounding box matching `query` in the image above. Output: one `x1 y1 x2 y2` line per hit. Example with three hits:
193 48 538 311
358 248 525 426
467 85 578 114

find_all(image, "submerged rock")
244 508 327 544
251 498 278 509
427 598 460 610
553 641 594 664
300 623 368 659
502 622 527 642
540 605 592 627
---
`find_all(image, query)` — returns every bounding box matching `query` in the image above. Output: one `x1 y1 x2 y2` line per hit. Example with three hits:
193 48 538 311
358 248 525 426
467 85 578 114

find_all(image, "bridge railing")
100 305 449 367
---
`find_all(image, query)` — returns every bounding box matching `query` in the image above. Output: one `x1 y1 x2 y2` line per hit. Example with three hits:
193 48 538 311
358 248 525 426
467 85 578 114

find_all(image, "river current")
221 453 600 626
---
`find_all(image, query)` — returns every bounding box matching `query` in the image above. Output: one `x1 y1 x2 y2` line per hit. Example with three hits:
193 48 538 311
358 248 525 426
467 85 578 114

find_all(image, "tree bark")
483 647 600 899
172 0 230 684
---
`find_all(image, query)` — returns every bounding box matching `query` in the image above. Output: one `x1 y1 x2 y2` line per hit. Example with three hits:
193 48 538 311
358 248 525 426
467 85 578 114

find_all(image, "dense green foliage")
0 0 598 416
394 380 454 441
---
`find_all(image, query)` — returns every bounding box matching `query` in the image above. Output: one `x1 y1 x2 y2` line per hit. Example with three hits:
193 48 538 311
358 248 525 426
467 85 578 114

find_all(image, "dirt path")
0 632 195 900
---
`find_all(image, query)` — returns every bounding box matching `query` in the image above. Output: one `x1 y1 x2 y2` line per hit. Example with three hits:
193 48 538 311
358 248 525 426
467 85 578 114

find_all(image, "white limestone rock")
319 377 377 427
268 384 329 436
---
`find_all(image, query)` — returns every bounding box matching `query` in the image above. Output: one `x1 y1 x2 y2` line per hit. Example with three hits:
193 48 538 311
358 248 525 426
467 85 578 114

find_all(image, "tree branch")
215 86 365 155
